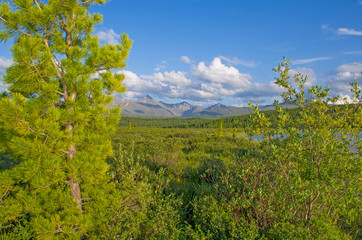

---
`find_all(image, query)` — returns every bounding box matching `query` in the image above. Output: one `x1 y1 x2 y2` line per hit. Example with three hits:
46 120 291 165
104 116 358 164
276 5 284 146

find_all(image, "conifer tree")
0 0 132 237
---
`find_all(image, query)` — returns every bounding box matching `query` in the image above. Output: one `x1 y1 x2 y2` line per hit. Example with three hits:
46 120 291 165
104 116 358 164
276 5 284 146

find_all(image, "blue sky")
1 0 362 106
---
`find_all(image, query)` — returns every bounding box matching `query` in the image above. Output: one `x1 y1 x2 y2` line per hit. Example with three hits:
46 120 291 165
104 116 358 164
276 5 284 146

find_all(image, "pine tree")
0 0 132 238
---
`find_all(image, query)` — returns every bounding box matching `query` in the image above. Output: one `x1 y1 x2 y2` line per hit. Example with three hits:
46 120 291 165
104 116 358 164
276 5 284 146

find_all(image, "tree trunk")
67 143 82 211
69 179 82 210
66 92 82 210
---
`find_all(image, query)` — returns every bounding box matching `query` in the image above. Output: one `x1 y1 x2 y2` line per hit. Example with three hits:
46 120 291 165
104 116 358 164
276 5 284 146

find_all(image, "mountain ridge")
111 95 297 118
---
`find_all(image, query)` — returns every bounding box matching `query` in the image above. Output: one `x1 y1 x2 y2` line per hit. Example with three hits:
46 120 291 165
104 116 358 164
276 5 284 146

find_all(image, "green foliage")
0 0 132 238
99 146 182 239
217 119 224 137
1 7 360 237
243 58 361 238
112 58 360 239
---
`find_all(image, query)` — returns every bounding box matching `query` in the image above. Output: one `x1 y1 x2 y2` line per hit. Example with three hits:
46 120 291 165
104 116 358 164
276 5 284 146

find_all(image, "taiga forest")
0 0 361 239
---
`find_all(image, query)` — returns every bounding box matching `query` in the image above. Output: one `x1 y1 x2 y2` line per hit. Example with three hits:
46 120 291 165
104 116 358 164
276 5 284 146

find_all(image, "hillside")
111 95 297 118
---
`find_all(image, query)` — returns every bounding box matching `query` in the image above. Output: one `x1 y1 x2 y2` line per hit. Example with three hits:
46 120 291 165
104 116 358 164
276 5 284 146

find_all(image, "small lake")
250 132 361 154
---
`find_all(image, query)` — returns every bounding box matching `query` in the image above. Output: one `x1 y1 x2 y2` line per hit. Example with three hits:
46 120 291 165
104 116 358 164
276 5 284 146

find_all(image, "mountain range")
111 95 297 118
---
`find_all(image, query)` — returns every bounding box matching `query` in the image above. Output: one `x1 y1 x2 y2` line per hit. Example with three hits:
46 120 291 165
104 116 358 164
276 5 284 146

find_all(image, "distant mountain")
207 103 227 109
111 95 297 118
111 95 174 117
161 100 203 117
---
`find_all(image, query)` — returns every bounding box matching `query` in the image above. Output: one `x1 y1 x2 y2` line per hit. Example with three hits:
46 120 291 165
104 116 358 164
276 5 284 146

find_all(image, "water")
250 132 361 154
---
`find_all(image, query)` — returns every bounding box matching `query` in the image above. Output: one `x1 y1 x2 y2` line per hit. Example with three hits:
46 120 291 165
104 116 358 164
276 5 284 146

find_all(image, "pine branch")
0 184 11 204
33 0 41 10
26 125 51 139
44 39 68 98
29 57 47 84
0 16 32 37
44 18 59 38
55 91 66 97
12 111 52 140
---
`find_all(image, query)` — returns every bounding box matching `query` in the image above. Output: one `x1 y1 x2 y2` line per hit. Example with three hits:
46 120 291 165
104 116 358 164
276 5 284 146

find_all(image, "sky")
1 0 362 107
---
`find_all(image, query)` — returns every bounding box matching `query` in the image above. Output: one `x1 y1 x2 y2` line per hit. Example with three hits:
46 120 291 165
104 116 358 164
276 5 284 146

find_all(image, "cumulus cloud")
336 27 362 36
218 56 259 67
193 57 252 89
120 70 193 99
234 81 283 104
331 94 359 105
119 57 287 104
292 57 330 65
142 71 192 86
191 57 283 103
326 62 362 92
185 89 220 101
180 56 192 64
96 29 120 45
120 70 162 98
335 62 362 73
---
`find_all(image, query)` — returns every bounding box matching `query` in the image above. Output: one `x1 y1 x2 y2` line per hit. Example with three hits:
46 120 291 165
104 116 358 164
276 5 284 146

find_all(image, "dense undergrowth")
108 122 360 239
1 122 360 239
100 61 361 239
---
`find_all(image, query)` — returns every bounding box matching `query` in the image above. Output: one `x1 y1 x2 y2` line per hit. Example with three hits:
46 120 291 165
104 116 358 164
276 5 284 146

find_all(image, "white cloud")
191 57 283 103
234 81 283 103
193 57 252 89
326 62 362 92
120 70 193 99
0 57 12 71
331 94 359 105
142 71 192 86
336 62 362 73
292 57 330 65
119 57 288 104
219 87 237 96
335 71 361 82
96 29 121 45
0 57 12 92
336 27 362 36
186 89 220 100
180 56 192 64
218 56 259 67
321 25 362 36
121 70 161 97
